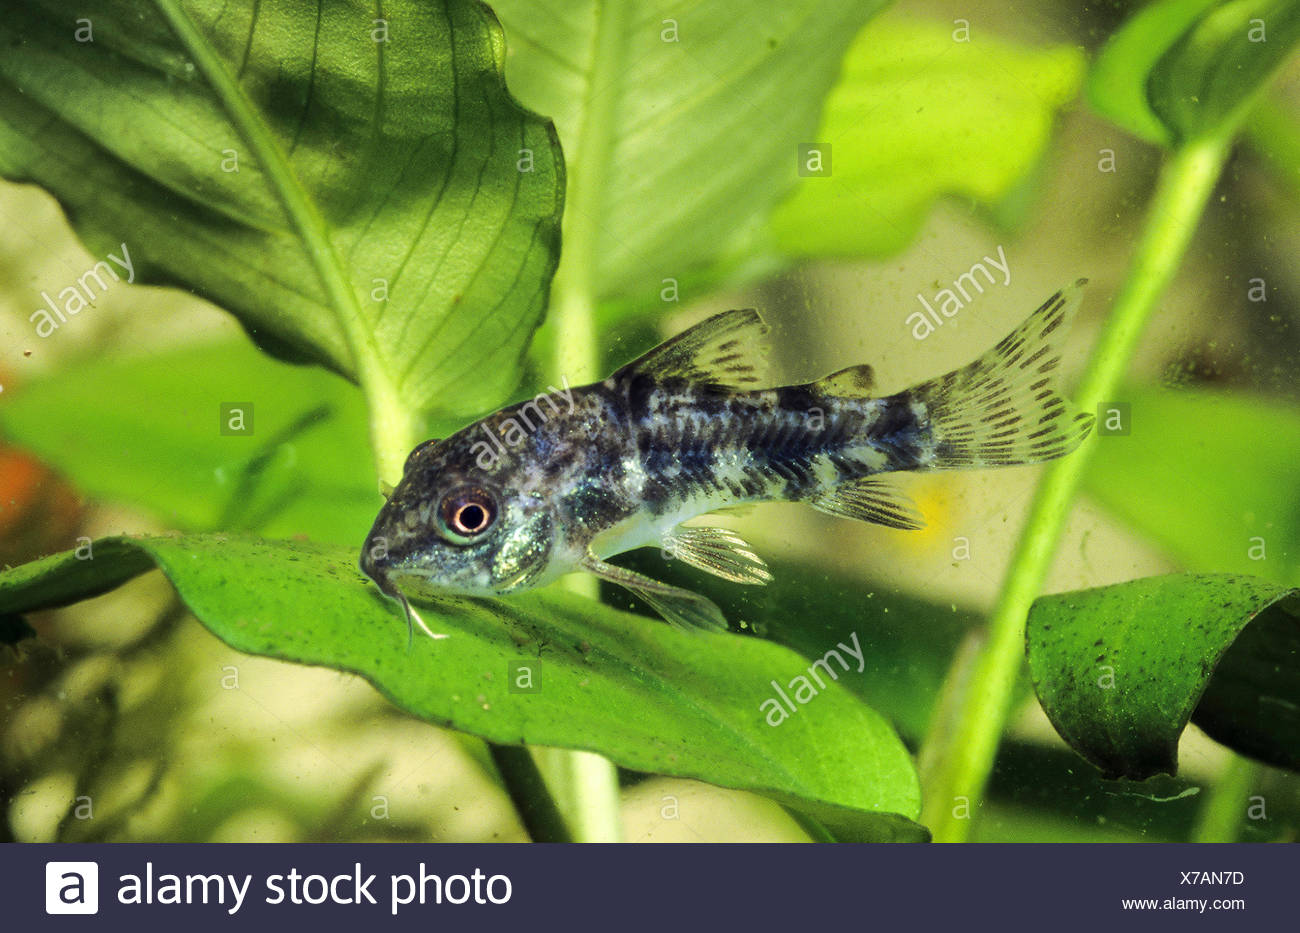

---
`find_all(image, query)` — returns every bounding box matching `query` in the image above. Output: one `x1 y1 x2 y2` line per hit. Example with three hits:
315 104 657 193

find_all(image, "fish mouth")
359 527 409 605
359 558 387 595
358 536 385 588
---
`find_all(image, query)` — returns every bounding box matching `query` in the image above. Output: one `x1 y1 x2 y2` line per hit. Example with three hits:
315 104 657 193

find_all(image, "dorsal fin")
814 363 875 397
611 309 769 389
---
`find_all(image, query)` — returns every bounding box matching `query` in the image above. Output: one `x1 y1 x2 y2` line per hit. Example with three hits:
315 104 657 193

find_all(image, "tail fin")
909 279 1094 469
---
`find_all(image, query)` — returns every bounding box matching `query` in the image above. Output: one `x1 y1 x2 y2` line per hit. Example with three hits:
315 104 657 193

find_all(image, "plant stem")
530 264 623 842
1191 754 1260 843
920 133 1233 843
366 377 422 483
535 747 623 842
488 745 574 842
544 0 628 385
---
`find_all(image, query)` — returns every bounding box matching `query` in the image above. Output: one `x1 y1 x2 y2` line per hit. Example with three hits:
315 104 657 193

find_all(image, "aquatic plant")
1 0 1297 842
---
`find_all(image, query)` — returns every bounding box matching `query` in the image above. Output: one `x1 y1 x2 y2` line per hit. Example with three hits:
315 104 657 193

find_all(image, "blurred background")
2 0 1298 842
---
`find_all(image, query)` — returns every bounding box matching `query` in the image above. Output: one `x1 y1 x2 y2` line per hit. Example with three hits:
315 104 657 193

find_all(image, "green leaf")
490 0 889 306
1085 0 1219 146
612 549 981 742
769 12 1084 258
1027 573 1300 779
0 0 563 419
1089 0 1300 147
0 534 925 840
0 340 382 544
1084 388 1300 585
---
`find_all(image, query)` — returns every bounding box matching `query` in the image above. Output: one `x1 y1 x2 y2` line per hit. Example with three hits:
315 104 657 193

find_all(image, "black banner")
5 842 1287 931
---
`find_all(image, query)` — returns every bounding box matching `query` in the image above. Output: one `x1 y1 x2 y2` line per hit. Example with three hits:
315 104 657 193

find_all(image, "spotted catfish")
361 281 1094 638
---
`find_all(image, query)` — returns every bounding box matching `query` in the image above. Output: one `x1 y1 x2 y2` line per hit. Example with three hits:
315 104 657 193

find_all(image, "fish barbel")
361 281 1094 636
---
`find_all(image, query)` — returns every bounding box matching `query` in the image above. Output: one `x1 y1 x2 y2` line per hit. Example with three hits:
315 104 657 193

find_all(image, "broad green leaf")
769 12 1084 258
1086 0 1219 146
490 0 889 306
1149 1 1300 142
612 549 981 742
1089 0 1300 146
0 340 379 544
1027 573 1300 779
1084 388 1300 585
0 534 925 841
0 0 563 419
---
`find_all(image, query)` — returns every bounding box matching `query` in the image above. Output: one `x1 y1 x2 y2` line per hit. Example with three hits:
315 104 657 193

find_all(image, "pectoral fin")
581 553 729 632
663 525 772 585
808 478 925 530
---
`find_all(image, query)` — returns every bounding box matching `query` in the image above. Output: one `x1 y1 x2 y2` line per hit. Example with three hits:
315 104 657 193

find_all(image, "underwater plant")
1 0 1298 843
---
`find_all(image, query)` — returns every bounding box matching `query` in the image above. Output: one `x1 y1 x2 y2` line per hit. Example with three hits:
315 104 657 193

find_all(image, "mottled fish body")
362 282 1094 634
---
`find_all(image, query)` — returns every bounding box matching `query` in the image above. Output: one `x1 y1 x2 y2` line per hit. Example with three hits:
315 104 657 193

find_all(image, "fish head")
360 436 555 604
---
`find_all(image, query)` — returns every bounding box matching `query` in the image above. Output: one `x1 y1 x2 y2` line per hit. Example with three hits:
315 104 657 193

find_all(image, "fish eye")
437 485 498 543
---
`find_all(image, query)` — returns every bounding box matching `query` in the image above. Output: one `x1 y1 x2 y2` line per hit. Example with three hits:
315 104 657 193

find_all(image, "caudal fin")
908 280 1094 469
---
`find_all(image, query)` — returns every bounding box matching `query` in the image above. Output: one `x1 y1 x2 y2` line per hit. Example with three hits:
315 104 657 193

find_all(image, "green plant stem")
532 261 624 843
1191 754 1260 843
544 0 628 384
535 748 624 842
569 759 622 844
488 745 574 843
531 287 624 843
920 132 1233 843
